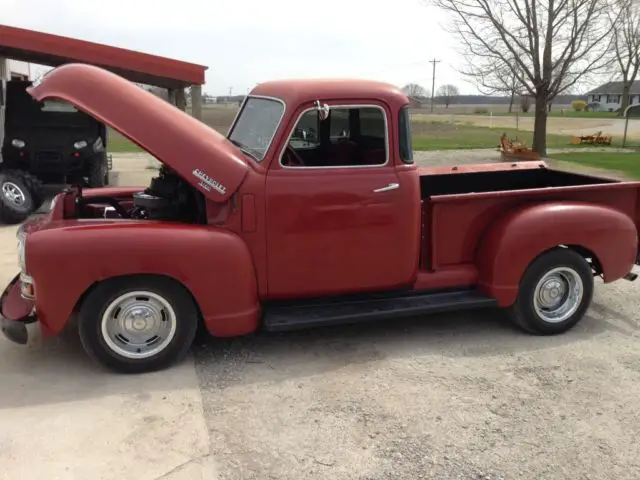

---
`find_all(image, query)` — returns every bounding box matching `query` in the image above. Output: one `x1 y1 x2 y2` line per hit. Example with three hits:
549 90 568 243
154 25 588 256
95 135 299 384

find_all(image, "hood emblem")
192 168 226 195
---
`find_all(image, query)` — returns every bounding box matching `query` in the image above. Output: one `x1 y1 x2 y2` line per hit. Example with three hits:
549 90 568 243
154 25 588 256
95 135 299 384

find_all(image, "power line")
429 58 441 113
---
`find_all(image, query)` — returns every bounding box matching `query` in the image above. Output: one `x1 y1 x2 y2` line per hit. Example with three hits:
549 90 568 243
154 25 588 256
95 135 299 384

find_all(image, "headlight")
11 139 25 148
74 140 88 149
17 231 26 272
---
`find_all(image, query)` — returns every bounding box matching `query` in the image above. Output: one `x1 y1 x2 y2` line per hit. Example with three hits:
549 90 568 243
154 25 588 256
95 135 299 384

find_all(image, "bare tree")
607 0 640 115
430 0 621 156
402 83 427 100
459 55 525 113
436 84 460 107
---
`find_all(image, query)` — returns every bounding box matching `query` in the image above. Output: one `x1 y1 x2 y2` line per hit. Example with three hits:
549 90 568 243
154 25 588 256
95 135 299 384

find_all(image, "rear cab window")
398 106 413 164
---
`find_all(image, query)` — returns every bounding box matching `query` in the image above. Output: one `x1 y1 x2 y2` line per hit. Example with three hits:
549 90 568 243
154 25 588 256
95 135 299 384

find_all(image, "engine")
130 167 205 223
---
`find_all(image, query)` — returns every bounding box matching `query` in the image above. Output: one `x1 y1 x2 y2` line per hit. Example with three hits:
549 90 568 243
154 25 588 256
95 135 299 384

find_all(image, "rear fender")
26 222 259 337
475 201 638 306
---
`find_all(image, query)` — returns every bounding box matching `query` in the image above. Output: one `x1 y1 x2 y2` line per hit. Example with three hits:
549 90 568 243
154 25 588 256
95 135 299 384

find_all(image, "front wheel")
77 276 199 373
0 170 40 224
507 248 594 335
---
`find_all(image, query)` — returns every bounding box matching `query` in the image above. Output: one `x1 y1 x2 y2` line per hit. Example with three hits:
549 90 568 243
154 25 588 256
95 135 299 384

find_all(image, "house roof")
0 24 207 88
587 80 640 95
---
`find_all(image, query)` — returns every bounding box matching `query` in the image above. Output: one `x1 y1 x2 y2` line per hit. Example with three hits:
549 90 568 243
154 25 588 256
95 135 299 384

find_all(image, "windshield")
228 97 284 162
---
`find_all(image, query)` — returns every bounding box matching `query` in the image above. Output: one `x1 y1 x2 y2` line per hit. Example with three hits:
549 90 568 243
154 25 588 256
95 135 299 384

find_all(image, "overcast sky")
1 0 476 96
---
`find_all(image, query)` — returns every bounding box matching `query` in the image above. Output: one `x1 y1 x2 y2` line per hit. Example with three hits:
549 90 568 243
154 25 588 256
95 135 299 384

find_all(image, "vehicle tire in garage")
87 152 109 188
507 247 594 335
77 276 199 374
0 169 41 224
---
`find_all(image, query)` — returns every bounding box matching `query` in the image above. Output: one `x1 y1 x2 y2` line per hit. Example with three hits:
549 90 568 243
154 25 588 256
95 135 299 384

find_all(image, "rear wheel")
507 248 594 335
87 152 108 188
77 276 199 373
0 170 41 224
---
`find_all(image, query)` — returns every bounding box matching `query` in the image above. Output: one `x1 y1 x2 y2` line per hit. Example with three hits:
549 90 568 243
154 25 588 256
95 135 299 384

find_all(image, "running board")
263 289 497 331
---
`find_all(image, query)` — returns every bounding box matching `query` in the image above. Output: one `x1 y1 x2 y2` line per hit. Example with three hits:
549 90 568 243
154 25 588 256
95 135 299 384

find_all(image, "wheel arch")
28 223 261 338
475 201 637 306
73 272 205 323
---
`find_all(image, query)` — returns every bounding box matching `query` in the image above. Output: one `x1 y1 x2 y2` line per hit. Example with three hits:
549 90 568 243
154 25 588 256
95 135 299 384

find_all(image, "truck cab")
1 64 639 374
227 82 421 298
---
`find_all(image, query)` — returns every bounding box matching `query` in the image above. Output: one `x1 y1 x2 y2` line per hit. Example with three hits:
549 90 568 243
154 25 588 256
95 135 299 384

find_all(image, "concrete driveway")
1 153 640 479
0 224 212 480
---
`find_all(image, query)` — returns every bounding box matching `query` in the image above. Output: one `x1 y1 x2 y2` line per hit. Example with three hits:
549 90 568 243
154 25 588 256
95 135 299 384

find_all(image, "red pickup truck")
1 64 639 373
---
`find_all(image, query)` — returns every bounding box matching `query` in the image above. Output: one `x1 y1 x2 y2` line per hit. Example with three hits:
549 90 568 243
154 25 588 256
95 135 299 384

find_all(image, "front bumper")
0 273 37 345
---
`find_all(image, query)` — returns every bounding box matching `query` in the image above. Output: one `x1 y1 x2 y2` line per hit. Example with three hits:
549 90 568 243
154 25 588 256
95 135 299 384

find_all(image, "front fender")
26 221 259 337
475 201 638 306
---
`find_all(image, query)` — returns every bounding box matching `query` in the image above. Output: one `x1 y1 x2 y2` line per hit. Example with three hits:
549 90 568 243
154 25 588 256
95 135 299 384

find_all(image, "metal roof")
587 81 640 95
0 24 207 88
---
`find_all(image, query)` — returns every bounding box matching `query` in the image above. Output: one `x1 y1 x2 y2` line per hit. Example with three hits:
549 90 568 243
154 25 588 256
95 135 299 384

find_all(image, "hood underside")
27 63 248 202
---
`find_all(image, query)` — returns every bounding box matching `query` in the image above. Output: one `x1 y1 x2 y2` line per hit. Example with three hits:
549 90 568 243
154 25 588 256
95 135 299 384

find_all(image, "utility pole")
429 58 440 113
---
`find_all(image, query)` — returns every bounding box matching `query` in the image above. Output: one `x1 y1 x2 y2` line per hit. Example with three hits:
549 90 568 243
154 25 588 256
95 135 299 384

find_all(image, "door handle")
373 182 399 193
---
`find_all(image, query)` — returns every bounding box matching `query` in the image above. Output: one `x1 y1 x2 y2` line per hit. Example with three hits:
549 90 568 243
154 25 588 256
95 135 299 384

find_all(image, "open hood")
27 63 248 203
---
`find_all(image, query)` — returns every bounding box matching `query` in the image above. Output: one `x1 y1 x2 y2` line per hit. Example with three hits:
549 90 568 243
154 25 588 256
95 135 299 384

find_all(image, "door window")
280 105 388 168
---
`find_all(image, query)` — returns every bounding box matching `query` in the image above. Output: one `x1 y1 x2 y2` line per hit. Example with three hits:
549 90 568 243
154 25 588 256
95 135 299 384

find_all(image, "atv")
0 79 111 224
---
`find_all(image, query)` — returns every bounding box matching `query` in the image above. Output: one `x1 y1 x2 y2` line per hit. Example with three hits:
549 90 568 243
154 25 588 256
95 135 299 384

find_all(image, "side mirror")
315 100 330 121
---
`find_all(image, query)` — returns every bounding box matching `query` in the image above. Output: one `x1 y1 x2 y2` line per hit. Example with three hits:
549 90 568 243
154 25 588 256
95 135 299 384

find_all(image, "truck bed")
417 161 640 274
419 161 616 198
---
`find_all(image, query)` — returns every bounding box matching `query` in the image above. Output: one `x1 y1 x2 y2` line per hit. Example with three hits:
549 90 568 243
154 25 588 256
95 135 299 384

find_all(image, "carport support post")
167 88 177 105
191 84 203 121
175 89 187 111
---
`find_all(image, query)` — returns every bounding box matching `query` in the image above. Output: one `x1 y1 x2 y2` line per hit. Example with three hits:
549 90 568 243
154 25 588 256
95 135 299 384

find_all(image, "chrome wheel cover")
533 267 584 324
2 181 26 207
100 290 178 359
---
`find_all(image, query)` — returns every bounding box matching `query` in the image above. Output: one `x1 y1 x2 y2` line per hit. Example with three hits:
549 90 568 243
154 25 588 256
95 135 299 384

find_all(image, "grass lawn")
550 152 640 179
411 122 592 150
108 131 143 152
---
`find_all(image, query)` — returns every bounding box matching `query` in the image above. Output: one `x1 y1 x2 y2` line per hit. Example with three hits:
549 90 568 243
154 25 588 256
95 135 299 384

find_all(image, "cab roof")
250 78 410 109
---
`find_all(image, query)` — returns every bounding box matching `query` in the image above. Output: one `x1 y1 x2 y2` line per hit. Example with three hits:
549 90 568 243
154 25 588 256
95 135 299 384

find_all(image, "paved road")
2 153 640 479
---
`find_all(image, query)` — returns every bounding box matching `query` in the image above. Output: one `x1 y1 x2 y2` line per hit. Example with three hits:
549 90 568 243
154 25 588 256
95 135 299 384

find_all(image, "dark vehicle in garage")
0 79 110 223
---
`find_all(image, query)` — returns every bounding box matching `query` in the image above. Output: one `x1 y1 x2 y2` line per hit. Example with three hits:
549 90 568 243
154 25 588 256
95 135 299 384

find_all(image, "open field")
412 112 640 141
493 110 619 119
3 150 640 479
107 103 629 153
411 121 594 150
411 103 570 115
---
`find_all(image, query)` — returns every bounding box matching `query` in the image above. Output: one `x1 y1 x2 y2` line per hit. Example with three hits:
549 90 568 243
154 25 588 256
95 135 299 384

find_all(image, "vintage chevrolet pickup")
1 63 639 373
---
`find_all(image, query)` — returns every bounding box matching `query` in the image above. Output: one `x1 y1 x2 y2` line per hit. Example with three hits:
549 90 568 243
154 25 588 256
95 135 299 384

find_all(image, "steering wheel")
284 145 305 167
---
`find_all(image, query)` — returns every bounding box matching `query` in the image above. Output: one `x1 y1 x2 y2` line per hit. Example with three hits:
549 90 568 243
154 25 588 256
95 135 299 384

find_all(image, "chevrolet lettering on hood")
192 168 227 195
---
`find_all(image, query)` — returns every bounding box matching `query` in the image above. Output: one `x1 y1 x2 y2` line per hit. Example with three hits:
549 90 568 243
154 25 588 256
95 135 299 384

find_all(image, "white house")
586 81 640 112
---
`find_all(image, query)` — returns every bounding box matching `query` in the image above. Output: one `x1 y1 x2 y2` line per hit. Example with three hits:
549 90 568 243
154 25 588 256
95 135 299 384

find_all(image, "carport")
0 24 208 120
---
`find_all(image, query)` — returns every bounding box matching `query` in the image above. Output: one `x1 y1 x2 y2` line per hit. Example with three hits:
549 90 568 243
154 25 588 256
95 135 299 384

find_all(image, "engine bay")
76 166 207 223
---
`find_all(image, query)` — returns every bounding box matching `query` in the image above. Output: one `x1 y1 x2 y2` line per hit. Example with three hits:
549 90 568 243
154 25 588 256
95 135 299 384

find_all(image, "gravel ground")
193 272 640 480
4 150 640 480
187 150 640 480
